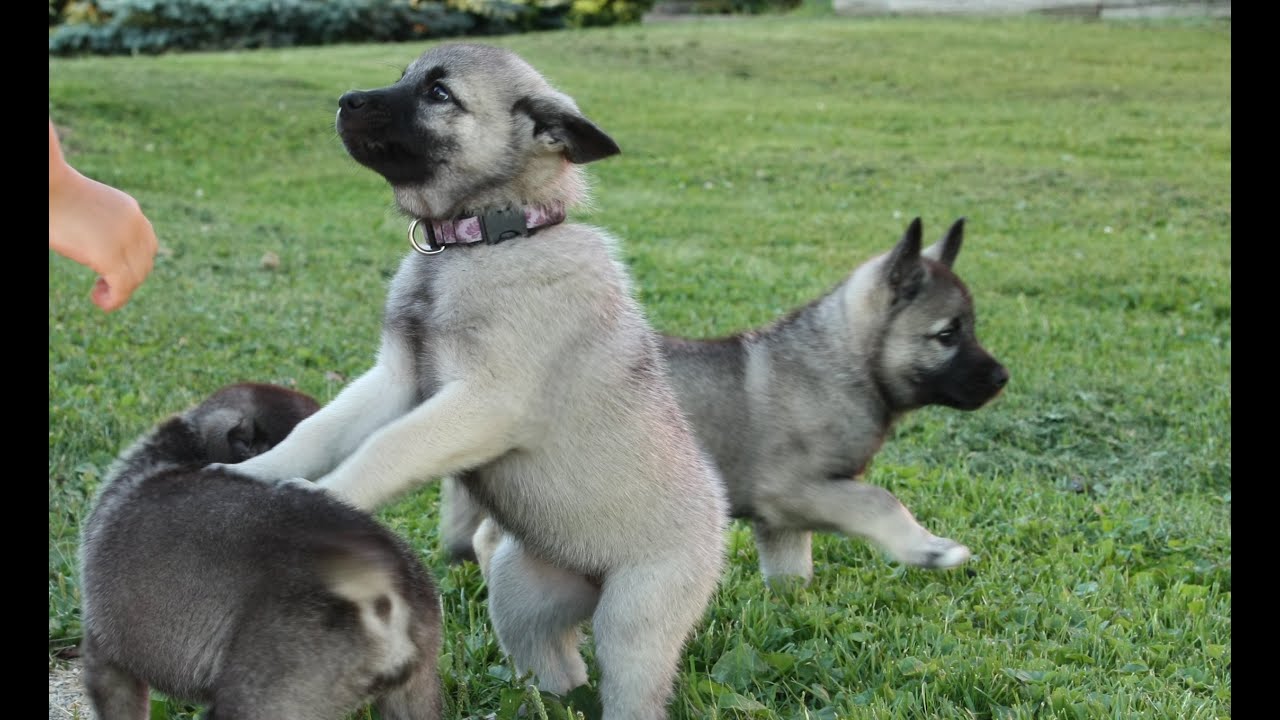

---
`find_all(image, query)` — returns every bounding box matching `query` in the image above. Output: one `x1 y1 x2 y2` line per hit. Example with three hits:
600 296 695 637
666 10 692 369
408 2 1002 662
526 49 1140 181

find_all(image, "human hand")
49 120 158 312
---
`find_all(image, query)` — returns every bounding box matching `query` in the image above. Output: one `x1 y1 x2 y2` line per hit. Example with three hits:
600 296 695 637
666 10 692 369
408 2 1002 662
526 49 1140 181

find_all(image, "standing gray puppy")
219 44 727 720
79 382 443 720
447 217 1008 584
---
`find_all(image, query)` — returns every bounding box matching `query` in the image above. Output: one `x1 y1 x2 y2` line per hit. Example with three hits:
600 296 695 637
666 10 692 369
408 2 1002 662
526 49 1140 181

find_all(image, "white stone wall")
831 0 1231 18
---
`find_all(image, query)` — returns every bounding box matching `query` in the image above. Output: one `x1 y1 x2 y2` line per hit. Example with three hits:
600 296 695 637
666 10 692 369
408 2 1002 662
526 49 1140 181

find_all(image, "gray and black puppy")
448 217 1008 585
218 44 727 720
78 382 443 720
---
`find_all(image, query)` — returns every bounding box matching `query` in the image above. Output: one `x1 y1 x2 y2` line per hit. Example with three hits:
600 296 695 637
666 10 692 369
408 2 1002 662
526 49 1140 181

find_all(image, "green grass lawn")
49 10 1230 720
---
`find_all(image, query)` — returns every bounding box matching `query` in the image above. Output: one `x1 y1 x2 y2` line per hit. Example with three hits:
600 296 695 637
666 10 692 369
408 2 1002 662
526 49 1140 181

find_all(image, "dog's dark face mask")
337 81 451 188
915 324 1010 411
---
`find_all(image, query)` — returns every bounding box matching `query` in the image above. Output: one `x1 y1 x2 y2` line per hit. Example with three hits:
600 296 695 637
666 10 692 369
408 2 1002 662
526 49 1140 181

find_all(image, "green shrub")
47 0 586 56
565 0 653 26
683 0 801 14
50 0 69 26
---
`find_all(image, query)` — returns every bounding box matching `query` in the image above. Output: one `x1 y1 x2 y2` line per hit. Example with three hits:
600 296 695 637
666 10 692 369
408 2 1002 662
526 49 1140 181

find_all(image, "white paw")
909 536 971 569
932 540 972 568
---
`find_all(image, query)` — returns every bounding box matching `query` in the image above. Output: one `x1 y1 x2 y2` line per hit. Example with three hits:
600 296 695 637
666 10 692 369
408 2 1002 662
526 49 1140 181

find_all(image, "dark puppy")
78 383 443 720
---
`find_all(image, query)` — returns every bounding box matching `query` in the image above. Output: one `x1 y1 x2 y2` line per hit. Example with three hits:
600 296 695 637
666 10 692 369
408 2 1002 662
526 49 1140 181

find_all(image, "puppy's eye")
427 82 451 103
933 321 961 347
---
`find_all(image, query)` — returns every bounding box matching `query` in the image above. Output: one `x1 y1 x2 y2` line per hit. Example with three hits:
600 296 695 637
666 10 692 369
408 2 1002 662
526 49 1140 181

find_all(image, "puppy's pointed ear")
515 95 620 164
885 217 926 304
922 217 964 268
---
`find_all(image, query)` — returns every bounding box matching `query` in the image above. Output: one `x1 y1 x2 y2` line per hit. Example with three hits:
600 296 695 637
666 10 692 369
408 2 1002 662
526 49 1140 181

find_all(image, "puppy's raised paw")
910 536 971 570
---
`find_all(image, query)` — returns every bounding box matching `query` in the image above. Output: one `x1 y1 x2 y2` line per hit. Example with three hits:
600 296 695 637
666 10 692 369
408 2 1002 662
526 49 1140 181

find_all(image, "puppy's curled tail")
317 532 418 673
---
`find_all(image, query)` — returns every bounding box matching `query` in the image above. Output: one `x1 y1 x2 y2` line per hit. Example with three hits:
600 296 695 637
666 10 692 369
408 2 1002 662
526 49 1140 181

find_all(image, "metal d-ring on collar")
408 218 445 255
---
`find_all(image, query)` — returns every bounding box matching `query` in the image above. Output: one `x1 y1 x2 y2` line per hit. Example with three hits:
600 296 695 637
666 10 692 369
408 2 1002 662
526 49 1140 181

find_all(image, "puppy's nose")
339 91 369 111
992 365 1010 389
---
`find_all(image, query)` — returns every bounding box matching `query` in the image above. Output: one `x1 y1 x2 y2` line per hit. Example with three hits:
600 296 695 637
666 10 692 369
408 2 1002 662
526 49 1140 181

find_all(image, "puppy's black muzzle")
338 90 370 111
929 348 1009 411
336 90 375 137
336 86 438 186
336 90 390 133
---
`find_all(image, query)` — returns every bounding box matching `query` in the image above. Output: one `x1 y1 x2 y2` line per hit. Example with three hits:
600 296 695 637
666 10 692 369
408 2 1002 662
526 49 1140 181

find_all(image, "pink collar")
409 203 567 255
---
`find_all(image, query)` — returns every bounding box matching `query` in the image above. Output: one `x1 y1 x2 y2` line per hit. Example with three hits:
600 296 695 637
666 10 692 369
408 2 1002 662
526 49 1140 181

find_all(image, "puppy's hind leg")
441 476 486 564
752 523 814 584
485 533 600 696
81 651 148 720
591 561 721 720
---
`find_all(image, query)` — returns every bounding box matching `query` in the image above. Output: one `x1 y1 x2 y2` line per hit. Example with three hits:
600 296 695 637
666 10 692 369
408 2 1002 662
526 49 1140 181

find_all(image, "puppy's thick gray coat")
222 44 727 720
79 383 444 720
447 218 1008 583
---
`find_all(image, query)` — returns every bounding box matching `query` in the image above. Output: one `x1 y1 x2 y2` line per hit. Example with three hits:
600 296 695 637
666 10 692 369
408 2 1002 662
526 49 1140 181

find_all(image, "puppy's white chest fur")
382 226 726 575
388 225 627 407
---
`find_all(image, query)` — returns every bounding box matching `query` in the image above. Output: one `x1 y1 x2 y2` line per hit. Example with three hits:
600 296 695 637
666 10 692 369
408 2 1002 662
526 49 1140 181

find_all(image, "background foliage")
48 0 649 55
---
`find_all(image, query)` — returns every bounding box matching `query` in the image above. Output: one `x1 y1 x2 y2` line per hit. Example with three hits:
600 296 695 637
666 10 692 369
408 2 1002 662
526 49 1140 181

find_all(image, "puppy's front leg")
318 381 517 511
759 478 970 573
226 342 418 482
